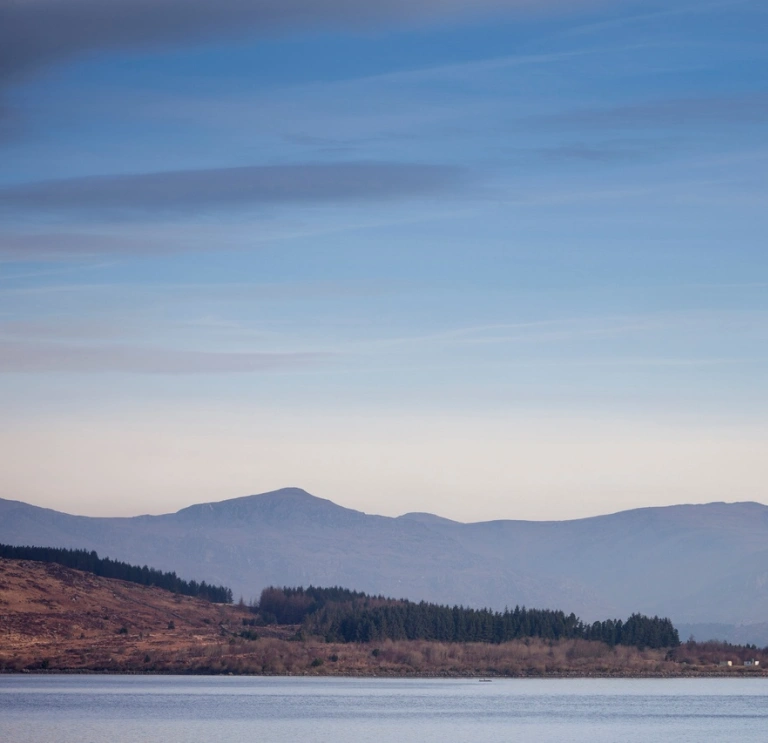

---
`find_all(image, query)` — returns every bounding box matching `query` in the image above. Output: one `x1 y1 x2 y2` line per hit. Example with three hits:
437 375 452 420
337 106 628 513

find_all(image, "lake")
1 676 767 742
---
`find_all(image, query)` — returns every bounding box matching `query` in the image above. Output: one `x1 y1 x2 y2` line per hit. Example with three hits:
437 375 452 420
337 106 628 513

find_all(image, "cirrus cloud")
0 0 617 83
0 161 465 217
0 339 331 374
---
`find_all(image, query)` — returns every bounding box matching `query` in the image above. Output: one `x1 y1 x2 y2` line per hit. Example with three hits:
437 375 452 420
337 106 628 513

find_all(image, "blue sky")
0 0 766 520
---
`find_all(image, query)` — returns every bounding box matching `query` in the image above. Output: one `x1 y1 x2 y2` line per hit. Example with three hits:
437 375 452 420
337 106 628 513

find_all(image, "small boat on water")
479 678 492 682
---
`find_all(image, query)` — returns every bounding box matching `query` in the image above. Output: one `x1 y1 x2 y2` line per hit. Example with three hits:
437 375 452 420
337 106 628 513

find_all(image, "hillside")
2 489 768 640
0 557 248 672
2 559 766 677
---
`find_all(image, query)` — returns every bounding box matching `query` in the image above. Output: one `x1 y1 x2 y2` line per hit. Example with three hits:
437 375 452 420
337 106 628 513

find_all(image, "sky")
0 0 766 522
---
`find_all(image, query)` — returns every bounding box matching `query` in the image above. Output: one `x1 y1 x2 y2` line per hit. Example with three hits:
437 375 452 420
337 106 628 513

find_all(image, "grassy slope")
1 558 765 676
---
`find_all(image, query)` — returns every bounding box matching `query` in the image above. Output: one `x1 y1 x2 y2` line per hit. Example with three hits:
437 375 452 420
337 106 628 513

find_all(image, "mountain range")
2 488 767 644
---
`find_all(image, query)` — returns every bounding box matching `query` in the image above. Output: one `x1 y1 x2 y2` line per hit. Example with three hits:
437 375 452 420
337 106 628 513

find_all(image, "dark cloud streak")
0 0 605 84
0 161 464 217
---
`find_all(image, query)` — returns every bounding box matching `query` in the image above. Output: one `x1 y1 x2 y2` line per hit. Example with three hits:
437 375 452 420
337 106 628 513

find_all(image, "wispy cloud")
0 200 475 261
0 232 167 260
0 161 465 218
545 0 762 43
0 318 128 342
522 93 768 131
0 340 330 374
355 309 768 351
0 0 616 84
530 141 656 163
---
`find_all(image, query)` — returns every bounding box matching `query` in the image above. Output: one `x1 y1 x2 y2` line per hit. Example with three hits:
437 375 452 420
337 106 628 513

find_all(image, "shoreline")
4 667 767 679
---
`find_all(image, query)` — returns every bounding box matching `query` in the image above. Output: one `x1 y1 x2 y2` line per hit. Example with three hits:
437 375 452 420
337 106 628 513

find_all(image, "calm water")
1 675 767 743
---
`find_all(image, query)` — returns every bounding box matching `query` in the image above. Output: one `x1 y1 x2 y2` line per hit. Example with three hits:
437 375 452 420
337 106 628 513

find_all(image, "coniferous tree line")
0 543 233 603
258 585 368 624
256 586 680 650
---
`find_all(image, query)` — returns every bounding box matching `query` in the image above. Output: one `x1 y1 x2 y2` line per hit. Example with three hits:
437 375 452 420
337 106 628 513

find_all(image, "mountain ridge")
3 488 764 526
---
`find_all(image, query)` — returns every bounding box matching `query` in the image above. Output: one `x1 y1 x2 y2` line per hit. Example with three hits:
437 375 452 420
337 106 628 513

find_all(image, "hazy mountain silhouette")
2 488 767 642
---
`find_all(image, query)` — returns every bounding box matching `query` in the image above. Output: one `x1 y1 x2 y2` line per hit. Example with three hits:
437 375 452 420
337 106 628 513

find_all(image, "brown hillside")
2 558 766 677
0 557 287 672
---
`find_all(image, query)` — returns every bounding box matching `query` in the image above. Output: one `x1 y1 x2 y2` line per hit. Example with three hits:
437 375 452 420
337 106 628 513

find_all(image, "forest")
256 586 680 649
0 543 233 604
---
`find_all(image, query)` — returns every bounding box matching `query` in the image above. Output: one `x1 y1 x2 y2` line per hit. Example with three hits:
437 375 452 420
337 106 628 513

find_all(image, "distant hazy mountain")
2 488 767 643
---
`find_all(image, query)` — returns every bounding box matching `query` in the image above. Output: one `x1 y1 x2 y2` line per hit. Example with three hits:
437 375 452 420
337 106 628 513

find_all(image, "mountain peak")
172 487 365 526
